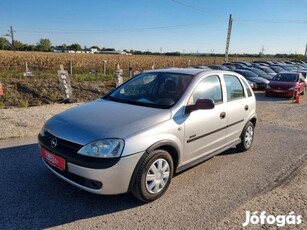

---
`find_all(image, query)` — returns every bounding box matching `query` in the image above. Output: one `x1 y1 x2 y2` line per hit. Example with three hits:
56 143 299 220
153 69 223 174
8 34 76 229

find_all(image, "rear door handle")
244 105 249 111
220 112 226 119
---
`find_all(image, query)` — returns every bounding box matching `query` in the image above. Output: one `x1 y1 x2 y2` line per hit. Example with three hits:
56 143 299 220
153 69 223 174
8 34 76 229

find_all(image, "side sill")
176 139 241 174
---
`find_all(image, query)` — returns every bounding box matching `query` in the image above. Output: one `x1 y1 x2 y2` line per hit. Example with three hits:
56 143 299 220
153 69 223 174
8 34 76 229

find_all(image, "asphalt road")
0 119 306 229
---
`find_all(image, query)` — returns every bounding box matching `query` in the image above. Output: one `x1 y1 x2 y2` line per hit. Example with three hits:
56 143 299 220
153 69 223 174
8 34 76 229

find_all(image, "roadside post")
57 65 75 103
129 63 132 78
23 62 34 77
115 64 123 87
103 60 107 75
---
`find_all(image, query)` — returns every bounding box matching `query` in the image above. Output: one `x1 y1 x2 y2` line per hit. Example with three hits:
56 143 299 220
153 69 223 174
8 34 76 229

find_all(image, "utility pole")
224 14 233 63
261 46 265 56
304 44 307 61
5 26 16 51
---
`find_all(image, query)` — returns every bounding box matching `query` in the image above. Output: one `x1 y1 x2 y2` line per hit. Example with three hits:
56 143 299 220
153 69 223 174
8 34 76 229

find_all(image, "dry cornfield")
0 50 227 75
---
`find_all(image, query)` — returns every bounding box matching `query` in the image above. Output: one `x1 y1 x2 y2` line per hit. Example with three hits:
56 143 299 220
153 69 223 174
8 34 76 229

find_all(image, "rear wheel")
132 149 173 203
237 121 255 152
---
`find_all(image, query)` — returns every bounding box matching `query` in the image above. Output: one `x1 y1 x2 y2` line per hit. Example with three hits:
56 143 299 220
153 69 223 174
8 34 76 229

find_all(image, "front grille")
44 160 102 190
43 131 82 152
256 83 266 89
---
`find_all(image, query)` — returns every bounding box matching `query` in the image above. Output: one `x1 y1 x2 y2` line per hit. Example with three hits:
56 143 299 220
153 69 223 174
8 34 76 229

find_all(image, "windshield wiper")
106 95 121 102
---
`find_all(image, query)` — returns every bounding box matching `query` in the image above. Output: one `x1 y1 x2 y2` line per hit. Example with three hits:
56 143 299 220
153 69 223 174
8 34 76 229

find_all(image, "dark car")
265 72 306 98
231 61 252 67
253 61 275 66
223 63 244 69
190 66 211 69
255 66 277 76
234 69 269 90
268 65 287 73
269 64 296 72
208 65 230 70
236 67 273 80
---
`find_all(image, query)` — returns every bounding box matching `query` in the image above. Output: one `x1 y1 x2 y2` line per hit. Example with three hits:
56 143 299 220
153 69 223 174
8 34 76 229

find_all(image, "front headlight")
288 86 296 90
265 85 271 89
78 139 124 158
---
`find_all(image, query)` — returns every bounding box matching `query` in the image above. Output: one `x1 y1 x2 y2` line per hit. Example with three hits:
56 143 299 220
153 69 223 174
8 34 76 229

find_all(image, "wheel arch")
146 140 180 172
250 116 257 127
127 140 180 193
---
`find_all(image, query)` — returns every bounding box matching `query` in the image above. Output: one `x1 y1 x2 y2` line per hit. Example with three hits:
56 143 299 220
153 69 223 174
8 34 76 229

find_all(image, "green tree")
0 37 11 50
14 40 25 51
69 43 82 51
37 38 51 52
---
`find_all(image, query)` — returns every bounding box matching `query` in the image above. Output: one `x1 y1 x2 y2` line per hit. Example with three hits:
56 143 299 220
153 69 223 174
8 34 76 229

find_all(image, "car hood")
44 99 171 145
247 77 269 84
268 81 296 89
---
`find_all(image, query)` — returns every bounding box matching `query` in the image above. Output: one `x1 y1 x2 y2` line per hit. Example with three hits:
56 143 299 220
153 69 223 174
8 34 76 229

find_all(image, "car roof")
145 68 208 75
276 71 298 75
144 68 239 77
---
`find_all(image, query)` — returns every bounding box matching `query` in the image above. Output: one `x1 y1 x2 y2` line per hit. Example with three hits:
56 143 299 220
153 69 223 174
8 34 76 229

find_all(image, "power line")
169 0 224 18
237 19 307 24
15 21 224 34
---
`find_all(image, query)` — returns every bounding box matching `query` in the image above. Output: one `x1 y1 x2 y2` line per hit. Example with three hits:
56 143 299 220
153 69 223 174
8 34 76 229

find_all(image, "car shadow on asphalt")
218 147 240 156
254 91 293 103
0 143 144 229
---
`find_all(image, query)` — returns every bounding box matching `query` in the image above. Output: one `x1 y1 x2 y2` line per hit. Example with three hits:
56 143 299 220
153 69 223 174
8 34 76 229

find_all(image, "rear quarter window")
241 80 252 97
224 75 245 101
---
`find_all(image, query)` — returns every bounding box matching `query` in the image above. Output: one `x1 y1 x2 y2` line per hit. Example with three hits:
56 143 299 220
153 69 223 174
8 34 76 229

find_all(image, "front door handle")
244 105 249 111
220 112 226 119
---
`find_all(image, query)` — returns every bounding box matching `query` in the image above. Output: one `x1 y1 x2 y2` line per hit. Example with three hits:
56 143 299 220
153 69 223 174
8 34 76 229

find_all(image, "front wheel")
132 149 173 203
237 121 255 152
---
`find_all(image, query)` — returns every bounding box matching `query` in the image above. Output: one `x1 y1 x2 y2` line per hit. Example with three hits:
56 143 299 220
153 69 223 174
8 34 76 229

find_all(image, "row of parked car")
191 60 307 98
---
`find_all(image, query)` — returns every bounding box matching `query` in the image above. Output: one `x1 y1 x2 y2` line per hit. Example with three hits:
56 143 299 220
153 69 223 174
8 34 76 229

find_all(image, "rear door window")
224 75 244 101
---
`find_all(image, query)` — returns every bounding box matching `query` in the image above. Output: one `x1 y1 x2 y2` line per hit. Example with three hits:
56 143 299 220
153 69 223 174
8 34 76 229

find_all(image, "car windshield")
106 72 193 109
270 66 284 73
251 68 266 76
237 70 258 78
261 67 275 74
281 65 295 71
272 73 298 82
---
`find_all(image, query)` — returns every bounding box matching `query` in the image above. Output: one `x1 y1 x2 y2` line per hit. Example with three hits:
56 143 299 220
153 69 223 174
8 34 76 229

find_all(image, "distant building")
52 48 130 55
99 50 131 55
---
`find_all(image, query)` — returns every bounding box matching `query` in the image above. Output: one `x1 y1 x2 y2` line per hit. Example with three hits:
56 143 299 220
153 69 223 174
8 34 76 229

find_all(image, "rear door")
223 74 254 143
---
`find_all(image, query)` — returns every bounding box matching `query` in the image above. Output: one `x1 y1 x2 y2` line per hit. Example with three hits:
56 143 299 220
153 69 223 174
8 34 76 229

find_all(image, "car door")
223 74 253 143
183 75 227 163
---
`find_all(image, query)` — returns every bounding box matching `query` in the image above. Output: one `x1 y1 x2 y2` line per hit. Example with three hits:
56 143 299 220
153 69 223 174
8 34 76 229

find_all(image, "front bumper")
42 149 144 195
265 89 295 98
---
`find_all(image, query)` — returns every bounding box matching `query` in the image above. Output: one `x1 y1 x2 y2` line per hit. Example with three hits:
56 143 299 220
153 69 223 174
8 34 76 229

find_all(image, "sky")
0 0 307 54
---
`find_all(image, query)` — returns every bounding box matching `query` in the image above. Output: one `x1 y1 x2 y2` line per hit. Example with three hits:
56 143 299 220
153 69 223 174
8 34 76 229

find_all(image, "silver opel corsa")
39 68 257 202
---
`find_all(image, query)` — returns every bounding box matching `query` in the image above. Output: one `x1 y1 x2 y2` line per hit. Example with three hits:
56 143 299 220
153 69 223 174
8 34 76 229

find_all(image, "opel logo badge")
51 138 58 148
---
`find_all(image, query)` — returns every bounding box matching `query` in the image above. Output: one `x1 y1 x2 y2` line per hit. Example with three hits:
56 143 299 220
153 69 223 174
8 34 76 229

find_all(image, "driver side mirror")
185 98 215 114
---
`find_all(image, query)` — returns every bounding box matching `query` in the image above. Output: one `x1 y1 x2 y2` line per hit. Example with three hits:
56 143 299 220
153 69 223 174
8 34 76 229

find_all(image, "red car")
265 72 306 98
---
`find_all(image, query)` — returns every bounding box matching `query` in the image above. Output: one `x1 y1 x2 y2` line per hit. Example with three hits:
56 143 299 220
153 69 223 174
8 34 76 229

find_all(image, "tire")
132 149 173 203
237 121 255 152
